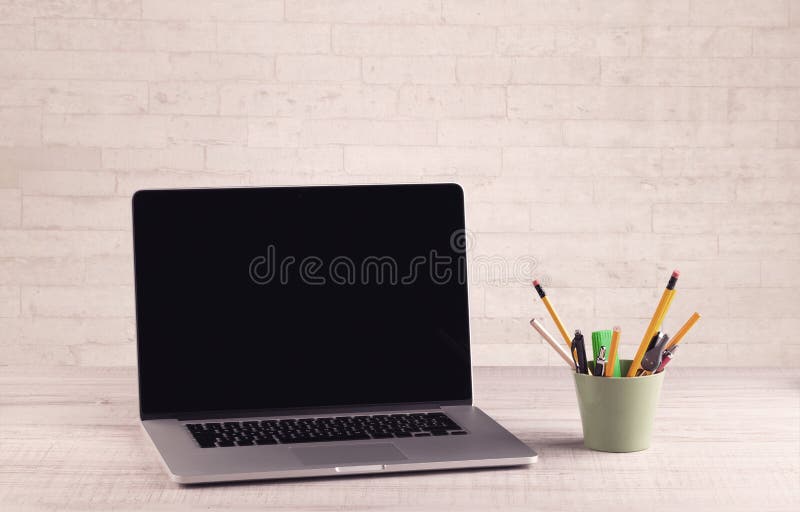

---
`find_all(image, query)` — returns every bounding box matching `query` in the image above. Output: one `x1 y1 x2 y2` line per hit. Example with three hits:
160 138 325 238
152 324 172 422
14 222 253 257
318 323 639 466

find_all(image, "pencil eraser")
671 270 680 278
532 279 540 286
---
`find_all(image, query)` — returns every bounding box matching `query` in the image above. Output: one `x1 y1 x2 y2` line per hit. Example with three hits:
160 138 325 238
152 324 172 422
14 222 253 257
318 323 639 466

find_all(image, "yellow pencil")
605 326 621 377
627 270 680 377
533 280 572 351
665 312 701 351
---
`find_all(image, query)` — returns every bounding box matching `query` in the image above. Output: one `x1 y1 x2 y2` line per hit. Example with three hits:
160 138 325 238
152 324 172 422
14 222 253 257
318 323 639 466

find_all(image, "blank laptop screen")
133 184 472 418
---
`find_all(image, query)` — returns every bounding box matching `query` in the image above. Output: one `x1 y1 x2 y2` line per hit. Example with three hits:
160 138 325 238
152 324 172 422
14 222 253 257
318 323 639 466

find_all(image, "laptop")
132 184 536 484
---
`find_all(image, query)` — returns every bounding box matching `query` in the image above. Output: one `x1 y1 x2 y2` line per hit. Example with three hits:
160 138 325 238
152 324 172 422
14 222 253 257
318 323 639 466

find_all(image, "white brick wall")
0 0 797 368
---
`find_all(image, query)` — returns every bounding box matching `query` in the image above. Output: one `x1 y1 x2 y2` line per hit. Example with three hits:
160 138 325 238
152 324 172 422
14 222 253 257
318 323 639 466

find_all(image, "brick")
0 189 21 227
720 234 800 258
276 56 360 83
794 0 800 25
333 25 495 56
0 107 40 146
102 146 203 170
565 121 776 148
0 230 131 258
690 0 789 27
0 147 101 170
0 50 172 80
0 1 93 23
71 342 136 366
149 82 218 115
0 344 74 365
217 23 330 54
555 27 642 57
534 259 660 288
471 343 548 366
363 57 456 84
458 176 592 203
0 285 20 317
22 196 132 229
603 58 800 87
653 204 800 234
442 0 690 26
594 287 728 320
43 114 167 148
142 0 283 20
21 285 135 318
476 233 717 262
761 260 800 286
398 85 505 118
36 19 215 52
642 27 753 57
166 116 247 145
511 57 600 84
344 146 500 176
247 118 303 148
778 122 800 146
735 177 800 202
0 257 84 285
0 79 148 114
467 202 529 233
528 203 652 233
0 317 135 345
667 261 761 288
286 0 441 23
220 83 397 118
0 168 16 187
0 23 34 49
729 88 800 120
35 19 140 50
206 147 342 174
166 53 275 81
21 171 115 196
95 0 141 19
670 148 800 177
115 170 250 196
301 120 436 146
503 147 663 177
508 85 727 120
594 177 736 204
438 120 563 146
472 317 533 344
729 288 800 318
497 26 555 56
456 58 512 85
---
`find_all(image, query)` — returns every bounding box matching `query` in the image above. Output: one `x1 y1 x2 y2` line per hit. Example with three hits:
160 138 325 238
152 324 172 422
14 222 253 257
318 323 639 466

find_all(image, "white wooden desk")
1 366 798 511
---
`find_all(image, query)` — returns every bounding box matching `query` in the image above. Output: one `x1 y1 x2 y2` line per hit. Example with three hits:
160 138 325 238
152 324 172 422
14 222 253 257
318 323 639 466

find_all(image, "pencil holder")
572 360 664 452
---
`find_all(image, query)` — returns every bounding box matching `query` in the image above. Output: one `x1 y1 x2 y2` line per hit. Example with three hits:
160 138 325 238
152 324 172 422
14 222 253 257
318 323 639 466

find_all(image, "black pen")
571 330 589 375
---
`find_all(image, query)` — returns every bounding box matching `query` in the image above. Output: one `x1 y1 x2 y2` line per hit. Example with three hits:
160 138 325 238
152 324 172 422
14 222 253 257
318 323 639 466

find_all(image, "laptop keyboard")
186 412 467 448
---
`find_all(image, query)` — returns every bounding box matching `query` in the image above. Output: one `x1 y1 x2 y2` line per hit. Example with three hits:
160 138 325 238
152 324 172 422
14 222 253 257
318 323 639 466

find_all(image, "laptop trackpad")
292 444 407 466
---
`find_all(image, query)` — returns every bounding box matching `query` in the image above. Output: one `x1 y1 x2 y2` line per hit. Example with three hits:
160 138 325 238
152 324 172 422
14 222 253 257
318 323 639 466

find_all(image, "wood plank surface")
1 366 798 511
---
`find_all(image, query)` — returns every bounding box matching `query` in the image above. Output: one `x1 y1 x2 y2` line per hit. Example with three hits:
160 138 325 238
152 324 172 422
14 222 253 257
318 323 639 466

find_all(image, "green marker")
591 330 620 377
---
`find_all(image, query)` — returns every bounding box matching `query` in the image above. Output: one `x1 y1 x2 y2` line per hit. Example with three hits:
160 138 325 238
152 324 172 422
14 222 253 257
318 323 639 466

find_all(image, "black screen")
133 184 472 418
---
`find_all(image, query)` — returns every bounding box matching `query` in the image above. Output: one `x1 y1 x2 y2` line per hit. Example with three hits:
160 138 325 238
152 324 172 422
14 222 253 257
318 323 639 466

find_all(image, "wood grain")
0 366 798 511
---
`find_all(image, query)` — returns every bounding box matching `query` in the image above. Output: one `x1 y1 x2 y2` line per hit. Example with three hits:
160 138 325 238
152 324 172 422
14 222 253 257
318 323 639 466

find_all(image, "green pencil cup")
572 360 664 452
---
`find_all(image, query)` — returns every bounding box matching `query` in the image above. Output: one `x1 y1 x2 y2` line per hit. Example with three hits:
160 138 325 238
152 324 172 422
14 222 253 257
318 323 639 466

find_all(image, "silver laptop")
132 184 536 484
